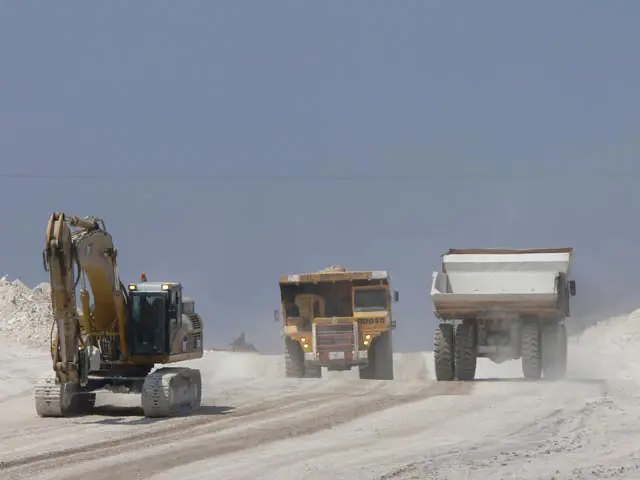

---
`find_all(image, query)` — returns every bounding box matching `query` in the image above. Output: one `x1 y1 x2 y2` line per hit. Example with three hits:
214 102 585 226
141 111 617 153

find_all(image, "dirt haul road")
0 343 623 480
0 349 464 480
0 279 639 479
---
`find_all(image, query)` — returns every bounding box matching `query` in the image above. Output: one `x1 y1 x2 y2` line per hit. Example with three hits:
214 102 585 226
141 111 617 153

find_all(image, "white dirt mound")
0 276 52 349
569 308 640 382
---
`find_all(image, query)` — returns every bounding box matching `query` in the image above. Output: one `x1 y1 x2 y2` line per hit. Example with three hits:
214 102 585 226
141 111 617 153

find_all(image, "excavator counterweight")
34 212 204 418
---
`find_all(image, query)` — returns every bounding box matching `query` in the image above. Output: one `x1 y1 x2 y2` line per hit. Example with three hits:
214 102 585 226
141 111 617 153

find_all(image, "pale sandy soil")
0 278 639 479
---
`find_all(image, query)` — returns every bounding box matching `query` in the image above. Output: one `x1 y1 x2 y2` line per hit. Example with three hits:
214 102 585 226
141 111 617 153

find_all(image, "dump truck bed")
431 248 573 320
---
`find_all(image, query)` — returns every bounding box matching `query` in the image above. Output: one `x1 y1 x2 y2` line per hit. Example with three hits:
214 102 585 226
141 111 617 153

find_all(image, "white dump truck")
431 248 576 381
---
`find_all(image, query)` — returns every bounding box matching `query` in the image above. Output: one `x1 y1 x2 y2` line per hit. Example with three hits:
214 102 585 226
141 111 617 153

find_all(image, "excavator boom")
44 213 128 385
44 212 82 384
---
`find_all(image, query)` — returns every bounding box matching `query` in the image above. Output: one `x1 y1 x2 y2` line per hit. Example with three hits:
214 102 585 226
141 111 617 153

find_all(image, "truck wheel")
359 332 394 380
374 331 394 380
542 323 567 380
434 323 455 381
358 342 375 379
521 321 542 380
455 322 477 381
284 339 305 378
358 361 374 379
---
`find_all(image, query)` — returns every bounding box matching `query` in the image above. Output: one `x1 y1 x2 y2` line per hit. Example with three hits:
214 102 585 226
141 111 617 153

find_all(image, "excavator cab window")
128 292 169 355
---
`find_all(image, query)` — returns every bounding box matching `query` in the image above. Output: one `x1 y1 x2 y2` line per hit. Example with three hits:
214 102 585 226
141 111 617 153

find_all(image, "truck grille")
314 322 357 363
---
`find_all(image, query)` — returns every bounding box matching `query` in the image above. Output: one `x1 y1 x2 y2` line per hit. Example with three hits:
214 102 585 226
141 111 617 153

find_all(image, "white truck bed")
431 248 573 319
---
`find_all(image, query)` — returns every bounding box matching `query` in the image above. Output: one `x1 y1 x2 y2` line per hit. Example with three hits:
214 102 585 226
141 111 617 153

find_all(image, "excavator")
34 212 204 417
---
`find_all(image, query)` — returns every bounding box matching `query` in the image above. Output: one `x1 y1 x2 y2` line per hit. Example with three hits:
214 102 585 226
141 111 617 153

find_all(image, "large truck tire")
359 331 394 380
542 322 567 380
284 339 305 378
521 321 542 380
455 322 477 381
358 360 373 379
434 323 455 381
374 331 394 380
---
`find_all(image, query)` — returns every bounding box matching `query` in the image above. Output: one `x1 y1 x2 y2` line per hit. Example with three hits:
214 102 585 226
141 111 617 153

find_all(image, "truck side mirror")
273 309 280 322
393 290 399 302
569 280 576 296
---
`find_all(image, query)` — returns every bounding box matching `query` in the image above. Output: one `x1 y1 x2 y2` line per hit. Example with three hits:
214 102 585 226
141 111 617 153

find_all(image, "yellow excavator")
34 212 204 417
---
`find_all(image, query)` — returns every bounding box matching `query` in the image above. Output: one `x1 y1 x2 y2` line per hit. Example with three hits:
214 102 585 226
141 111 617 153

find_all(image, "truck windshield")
353 288 388 312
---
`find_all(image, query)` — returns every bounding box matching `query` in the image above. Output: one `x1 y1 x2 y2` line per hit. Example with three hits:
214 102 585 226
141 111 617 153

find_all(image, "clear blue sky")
1 1 639 353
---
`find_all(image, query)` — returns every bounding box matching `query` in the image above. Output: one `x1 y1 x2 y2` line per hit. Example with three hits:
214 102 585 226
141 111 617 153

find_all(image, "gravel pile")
0 276 53 349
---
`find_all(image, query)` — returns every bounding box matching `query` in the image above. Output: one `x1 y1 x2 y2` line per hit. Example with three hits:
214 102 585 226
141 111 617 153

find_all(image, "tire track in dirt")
0 386 357 475
0 379 393 472
3 382 475 480
69 382 475 480
376 380 610 480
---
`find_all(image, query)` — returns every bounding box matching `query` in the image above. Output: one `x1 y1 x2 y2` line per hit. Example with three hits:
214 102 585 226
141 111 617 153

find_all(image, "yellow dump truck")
276 265 399 380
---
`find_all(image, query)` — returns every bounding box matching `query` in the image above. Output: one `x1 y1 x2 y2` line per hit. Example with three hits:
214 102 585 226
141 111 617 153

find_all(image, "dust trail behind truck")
431 248 576 381
276 265 399 380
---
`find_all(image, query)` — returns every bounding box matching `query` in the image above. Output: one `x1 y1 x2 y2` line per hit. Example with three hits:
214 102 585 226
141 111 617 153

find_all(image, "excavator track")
34 377 95 417
141 367 202 418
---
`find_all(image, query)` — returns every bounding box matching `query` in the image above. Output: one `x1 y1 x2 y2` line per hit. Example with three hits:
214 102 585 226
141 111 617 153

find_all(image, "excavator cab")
127 278 182 356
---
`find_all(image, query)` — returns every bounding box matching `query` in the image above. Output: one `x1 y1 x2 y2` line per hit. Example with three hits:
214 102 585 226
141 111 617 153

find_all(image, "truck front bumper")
304 350 368 366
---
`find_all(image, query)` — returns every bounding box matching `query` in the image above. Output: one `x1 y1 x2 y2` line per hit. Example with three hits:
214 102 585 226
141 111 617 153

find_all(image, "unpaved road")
0 349 467 480
16 382 473 480
148 377 615 480
1 317 639 480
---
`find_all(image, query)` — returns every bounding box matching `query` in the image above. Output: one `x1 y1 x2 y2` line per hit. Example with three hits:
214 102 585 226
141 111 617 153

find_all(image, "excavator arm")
44 212 129 386
44 212 80 384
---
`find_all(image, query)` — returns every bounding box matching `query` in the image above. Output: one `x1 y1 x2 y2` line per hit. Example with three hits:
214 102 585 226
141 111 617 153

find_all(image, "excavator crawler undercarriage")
34 367 202 418
35 377 94 417
141 367 202 417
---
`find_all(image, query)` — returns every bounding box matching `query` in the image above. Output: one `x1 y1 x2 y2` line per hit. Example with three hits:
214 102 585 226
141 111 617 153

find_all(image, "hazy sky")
1 1 639 353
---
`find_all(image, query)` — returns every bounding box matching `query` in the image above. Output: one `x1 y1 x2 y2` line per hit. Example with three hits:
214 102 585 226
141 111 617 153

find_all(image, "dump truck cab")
277 265 398 380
